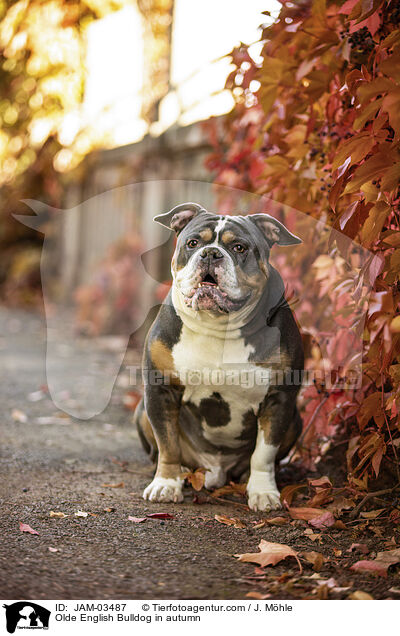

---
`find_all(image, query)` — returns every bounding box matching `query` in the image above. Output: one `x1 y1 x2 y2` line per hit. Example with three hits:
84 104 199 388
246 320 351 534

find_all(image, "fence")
60 121 216 300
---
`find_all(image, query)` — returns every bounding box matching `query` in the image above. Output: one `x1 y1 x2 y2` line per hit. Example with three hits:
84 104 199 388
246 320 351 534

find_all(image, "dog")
134 202 304 511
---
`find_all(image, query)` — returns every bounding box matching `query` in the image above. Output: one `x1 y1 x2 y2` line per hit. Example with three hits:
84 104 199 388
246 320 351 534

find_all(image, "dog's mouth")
181 270 248 313
199 273 218 288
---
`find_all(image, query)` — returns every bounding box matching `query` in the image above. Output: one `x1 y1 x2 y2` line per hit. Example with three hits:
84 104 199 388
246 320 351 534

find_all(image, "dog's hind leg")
276 408 302 461
134 398 158 463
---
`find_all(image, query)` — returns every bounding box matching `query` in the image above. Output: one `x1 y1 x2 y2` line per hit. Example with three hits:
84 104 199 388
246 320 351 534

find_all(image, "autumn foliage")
206 0 400 487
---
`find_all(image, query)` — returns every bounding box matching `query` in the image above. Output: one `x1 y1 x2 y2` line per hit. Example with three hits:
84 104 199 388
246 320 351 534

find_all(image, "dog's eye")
187 239 199 248
233 244 246 253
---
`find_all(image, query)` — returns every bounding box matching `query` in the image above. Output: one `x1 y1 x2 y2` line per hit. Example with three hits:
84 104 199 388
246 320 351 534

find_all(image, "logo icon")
3 603 50 634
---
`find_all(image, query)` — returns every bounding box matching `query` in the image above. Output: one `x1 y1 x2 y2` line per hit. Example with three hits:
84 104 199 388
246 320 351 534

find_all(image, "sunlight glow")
83 5 147 147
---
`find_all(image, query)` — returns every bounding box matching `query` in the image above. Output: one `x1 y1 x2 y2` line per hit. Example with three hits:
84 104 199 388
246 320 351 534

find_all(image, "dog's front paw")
143 476 184 503
247 489 281 512
247 469 281 512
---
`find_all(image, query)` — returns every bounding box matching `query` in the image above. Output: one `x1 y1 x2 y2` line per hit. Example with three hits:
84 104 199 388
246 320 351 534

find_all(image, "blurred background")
0 0 280 320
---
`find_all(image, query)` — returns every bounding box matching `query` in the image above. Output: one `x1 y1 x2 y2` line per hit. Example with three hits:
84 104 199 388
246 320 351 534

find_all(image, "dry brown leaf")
303 527 322 542
101 482 124 488
348 590 374 600
49 511 68 518
360 508 385 519
308 476 332 489
253 516 288 529
235 539 302 572
181 468 206 491
303 551 326 571
215 514 246 529
246 591 271 599
309 490 333 508
213 482 247 498
280 484 306 506
289 507 326 521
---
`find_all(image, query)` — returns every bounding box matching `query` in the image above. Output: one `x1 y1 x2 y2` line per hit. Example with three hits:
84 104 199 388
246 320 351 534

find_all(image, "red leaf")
309 511 336 529
146 513 174 519
19 522 39 535
350 560 388 578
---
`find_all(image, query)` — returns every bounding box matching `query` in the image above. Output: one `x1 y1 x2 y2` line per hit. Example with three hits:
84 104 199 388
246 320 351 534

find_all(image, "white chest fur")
171 325 270 448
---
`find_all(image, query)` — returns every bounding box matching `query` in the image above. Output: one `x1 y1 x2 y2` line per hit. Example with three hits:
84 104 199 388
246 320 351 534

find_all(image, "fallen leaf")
128 516 146 523
213 482 247 498
48 547 58 553
347 543 369 554
12 409 27 423
350 559 388 578
348 590 374 600
289 507 326 521
309 490 333 507
74 510 89 518
101 482 124 488
360 508 385 519
181 468 206 491
303 551 326 571
280 484 306 506
103 507 116 513
308 476 332 489
146 513 174 519
49 511 68 518
215 514 246 529
303 528 322 542
309 511 336 529
267 516 288 526
19 522 39 535
235 539 302 572
333 520 347 529
327 496 355 514
333 548 342 557
246 591 271 599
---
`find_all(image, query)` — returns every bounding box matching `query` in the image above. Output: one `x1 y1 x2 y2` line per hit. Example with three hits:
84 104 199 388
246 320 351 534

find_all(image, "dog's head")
154 202 301 314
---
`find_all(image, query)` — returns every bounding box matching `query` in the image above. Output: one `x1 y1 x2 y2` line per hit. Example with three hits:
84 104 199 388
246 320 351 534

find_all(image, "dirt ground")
1 306 399 601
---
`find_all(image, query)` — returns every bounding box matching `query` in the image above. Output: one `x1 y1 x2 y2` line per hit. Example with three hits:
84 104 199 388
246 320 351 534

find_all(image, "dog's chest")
172 326 269 447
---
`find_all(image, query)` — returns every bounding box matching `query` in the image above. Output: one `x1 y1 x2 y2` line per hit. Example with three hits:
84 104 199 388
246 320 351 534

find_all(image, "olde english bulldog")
134 202 304 511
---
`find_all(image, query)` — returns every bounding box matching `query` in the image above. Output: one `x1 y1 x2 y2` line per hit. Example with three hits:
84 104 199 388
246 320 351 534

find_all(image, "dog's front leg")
246 423 280 512
142 384 184 503
247 390 296 512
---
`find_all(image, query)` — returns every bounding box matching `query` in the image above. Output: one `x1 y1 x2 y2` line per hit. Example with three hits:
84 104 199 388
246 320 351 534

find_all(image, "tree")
206 0 400 486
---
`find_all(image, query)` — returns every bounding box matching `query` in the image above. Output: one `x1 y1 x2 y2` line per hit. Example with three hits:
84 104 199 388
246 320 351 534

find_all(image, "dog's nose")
200 247 224 260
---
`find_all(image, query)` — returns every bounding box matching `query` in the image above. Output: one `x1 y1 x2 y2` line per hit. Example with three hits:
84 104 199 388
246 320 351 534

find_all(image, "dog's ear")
248 213 302 246
154 202 207 234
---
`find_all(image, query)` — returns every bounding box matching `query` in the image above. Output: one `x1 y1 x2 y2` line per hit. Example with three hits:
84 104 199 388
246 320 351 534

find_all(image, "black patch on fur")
198 392 231 427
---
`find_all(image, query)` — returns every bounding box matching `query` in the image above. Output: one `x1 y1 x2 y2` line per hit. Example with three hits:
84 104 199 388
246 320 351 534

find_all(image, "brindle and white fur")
134 203 304 511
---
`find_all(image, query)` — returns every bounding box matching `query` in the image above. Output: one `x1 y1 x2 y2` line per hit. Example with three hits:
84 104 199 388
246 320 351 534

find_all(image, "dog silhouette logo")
3 602 50 633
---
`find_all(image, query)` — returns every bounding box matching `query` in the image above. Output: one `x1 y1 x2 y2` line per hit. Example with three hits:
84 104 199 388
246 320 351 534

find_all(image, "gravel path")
0 307 262 600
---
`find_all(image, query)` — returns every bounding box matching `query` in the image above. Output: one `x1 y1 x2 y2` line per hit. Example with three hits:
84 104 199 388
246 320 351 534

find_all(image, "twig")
287 394 329 463
209 493 250 510
349 486 399 520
